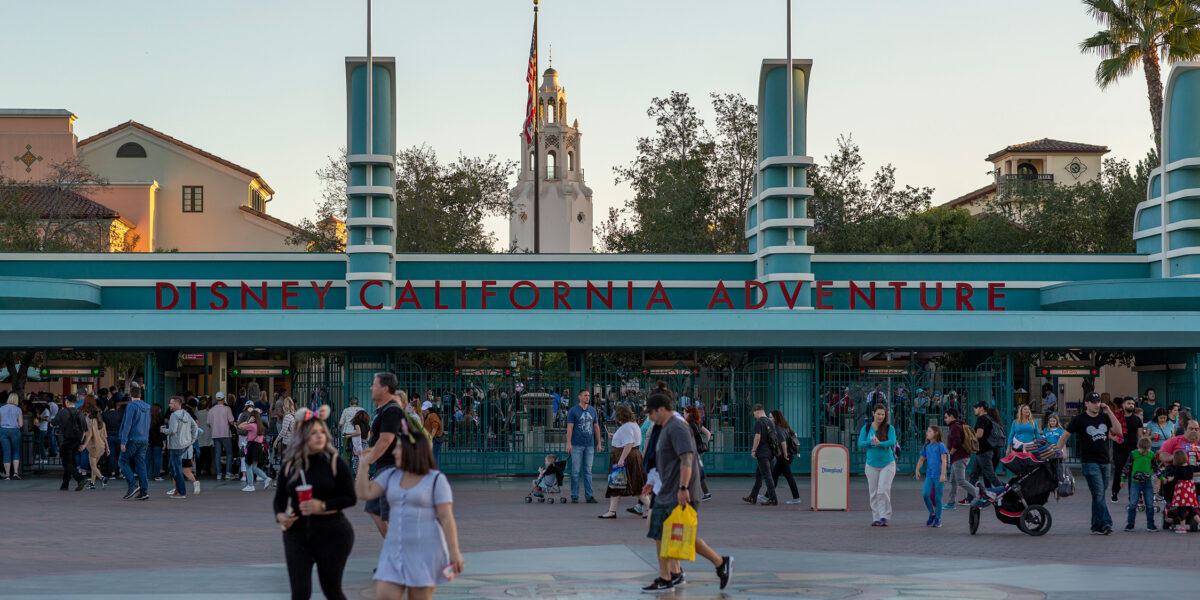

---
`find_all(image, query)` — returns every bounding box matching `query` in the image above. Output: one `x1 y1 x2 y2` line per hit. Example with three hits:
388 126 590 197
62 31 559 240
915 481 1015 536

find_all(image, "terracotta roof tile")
946 183 997 208
986 139 1109 162
0 185 118 219
78 121 274 195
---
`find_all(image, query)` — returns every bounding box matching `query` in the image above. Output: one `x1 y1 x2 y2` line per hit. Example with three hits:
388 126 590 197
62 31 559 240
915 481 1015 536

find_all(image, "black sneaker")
586 497 597 504
1123 524 1135 532
716 556 733 590
11 474 20 480
1102 526 1113 535
75 479 87 491
641 577 674 593
135 491 150 501
571 497 579 504
123 487 141 500
670 571 686 586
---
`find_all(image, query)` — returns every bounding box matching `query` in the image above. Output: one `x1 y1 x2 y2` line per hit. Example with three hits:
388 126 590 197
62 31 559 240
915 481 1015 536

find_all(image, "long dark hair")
770 409 791 432
872 404 889 441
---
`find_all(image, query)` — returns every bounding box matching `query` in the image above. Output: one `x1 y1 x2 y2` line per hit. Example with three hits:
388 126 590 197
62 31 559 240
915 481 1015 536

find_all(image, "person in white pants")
857 404 898 526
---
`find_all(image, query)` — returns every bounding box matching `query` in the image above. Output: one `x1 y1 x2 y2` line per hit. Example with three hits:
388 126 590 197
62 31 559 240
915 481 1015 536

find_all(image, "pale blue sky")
2 1 1158 246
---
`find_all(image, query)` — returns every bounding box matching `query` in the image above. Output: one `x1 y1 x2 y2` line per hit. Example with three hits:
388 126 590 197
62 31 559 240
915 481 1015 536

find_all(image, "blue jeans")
570 444 595 499
119 440 148 493
106 436 122 475
213 437 233 477
1081 462 1113 531
1126 478 1155 528
168 448 187 495
0 427 20 466
923 477 945 521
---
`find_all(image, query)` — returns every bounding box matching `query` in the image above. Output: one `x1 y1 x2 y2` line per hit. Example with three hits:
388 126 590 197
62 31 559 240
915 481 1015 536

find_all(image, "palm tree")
1080 0 1200 153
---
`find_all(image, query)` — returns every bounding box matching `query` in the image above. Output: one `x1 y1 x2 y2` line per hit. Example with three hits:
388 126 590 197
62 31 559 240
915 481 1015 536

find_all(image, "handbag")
658 504 697 562
608 465 628 490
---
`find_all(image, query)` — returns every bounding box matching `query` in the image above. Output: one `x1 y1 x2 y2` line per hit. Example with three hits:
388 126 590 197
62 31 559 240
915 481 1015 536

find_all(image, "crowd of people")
852 386 1200 535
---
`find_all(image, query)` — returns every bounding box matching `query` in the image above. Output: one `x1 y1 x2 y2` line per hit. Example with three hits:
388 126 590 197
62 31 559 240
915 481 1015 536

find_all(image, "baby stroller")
969 447 1061 537
525 458 569 504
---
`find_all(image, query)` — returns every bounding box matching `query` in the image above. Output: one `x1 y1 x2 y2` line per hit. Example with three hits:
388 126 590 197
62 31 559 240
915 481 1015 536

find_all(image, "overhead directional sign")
1038 367 1098 377
40 367 103 378
231 367 290 377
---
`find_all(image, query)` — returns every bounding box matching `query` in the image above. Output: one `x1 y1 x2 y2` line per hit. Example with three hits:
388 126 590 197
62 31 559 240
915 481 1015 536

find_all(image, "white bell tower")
509 65 593 253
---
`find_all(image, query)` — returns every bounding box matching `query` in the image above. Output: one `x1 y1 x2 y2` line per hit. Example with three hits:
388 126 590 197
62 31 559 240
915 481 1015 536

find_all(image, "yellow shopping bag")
658 504 697 562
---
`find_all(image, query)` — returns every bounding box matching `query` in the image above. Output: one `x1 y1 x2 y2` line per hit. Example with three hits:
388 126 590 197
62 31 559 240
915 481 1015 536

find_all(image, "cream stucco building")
1 109 300 252
509 67 594 253
947 138 1109 215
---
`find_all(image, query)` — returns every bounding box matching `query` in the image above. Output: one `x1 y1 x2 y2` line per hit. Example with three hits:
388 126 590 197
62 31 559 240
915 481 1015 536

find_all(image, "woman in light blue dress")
357 412 464 600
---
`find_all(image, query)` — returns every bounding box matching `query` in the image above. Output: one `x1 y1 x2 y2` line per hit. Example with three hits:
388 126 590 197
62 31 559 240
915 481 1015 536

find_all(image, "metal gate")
817 356 1011 472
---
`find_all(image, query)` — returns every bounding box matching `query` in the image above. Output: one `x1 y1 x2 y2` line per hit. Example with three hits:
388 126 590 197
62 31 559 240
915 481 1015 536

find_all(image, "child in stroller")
526 454 569 504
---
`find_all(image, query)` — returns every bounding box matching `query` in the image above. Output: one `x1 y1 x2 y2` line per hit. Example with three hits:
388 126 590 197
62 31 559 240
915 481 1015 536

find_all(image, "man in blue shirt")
118 385 152 501
566 390 603 503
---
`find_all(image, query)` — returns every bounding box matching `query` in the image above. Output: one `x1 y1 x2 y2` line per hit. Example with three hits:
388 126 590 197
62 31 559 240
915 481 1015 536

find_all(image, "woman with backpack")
858 404 897 526
769 410 803 505
685 406 712 501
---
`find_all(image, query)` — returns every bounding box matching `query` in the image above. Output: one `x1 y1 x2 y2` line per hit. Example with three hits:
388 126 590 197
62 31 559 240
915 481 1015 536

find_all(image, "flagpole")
533 0 541 254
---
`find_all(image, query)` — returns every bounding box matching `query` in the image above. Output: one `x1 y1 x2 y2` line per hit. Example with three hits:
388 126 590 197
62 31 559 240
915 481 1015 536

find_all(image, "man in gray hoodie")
165 397 198 499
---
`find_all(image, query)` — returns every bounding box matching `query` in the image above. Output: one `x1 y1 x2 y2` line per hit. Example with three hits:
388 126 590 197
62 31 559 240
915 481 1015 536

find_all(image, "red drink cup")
296 484 313 503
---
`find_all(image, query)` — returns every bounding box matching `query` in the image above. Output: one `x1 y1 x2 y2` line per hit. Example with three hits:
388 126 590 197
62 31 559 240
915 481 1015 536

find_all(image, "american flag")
523 15 538 144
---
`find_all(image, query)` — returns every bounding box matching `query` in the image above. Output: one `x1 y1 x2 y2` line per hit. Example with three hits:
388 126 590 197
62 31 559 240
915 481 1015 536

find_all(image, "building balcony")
996 173 1054 198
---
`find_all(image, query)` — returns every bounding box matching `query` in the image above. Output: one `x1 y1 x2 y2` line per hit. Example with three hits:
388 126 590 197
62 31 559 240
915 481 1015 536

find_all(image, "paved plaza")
2 472 1200 599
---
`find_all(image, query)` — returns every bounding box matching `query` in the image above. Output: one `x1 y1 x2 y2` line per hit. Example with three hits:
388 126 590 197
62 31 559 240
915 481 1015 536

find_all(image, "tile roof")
0 185 118 219
239 205 304 235
986 139 1109 162
78 121 274 194
945 183 997 208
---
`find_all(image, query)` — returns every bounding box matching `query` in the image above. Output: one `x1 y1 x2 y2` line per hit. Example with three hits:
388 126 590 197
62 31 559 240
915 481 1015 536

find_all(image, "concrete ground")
0 472 1198 599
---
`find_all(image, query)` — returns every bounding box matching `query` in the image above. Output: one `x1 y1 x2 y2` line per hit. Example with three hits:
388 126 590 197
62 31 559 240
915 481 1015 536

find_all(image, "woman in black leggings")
273 406 356 600
769 410 803 505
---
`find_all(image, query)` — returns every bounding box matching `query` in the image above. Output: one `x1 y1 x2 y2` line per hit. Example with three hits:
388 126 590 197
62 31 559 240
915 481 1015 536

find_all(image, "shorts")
647 502 696 541
364 466 394 521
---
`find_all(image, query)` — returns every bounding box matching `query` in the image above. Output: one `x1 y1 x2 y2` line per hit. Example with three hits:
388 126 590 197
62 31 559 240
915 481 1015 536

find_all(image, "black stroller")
524 458 569 504
969 450 1061 536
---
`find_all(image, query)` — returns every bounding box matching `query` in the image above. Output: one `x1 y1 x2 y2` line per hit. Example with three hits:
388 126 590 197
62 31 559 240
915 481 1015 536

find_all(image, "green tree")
808 135 934 252
289 146 515 253
1080 0 1200 153
0 158 124 252
599 92 757 254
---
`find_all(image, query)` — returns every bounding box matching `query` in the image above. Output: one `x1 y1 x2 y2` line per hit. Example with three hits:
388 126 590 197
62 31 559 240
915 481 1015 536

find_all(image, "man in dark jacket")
941 409 972 508
52 395 87 491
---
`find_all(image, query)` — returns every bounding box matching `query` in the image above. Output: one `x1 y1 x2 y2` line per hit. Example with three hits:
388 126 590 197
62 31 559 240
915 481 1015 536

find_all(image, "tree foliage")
289 146 516 253
0 158 128 252
1080 0 1200 153
598 92 756 253
808 135 936 252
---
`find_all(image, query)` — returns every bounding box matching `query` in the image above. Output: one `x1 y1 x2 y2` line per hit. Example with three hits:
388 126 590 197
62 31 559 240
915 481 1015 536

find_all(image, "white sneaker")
241 485 256 492
166 489 176 496
193 480 200 495
786 498 804 505
757 495 768 503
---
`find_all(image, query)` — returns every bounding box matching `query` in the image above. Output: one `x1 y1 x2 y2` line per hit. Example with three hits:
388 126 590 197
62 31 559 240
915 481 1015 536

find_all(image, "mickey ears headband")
295 405 332 423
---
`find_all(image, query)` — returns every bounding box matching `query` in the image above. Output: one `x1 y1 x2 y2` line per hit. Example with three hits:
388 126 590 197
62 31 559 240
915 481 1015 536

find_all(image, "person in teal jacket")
858 404 897 526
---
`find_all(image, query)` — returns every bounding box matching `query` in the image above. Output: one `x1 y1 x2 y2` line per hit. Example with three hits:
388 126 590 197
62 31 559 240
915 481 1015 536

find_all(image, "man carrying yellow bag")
641 382 733 593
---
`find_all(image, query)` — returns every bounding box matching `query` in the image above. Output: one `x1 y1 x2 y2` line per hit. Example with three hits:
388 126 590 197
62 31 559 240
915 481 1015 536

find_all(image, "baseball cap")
1084 392 1102 403
421 400 433 411
215 391 225 400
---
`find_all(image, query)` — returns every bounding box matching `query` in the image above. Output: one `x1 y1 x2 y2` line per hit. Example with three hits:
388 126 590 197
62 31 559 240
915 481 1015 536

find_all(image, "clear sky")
2 1 1159 247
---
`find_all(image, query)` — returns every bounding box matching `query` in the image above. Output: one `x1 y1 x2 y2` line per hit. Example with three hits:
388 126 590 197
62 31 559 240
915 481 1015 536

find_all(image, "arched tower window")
559 100 566 124
529 150 535 172
548 100 556 124
116 142 147 158
568 151 575 172
546 151 557 180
